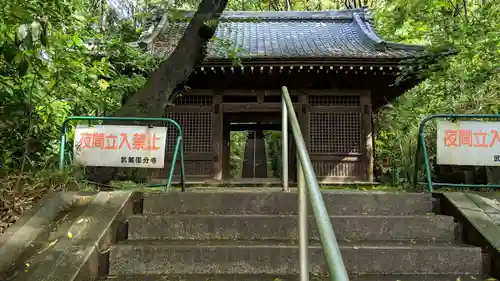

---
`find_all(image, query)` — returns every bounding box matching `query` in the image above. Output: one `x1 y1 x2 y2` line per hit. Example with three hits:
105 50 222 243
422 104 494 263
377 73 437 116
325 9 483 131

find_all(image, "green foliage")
0 0 159 176
229 131 248 178
226 0 345 11
373 0 500 185
264 131 282 177
228 130 282 179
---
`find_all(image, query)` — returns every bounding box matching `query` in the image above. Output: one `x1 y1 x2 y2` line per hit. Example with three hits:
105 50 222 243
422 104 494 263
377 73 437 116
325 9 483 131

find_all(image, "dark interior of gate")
225 112 281 180
149 9 426 185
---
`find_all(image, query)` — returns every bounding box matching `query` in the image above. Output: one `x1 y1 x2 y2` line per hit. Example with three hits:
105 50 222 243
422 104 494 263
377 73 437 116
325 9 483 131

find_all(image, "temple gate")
143 8 425 184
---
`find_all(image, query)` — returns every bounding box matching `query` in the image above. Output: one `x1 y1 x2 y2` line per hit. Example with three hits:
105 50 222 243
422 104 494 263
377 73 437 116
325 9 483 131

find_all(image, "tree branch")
463 0 469 24
112 0 229 119
88 0 229 184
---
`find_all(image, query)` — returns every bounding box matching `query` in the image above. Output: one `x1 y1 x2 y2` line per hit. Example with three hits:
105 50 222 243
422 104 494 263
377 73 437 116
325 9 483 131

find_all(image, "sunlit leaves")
226 0 346 11
72 34 84 47
98 79 110 90
16 24 29 44
0 0 159 171
374 0 500 185
30 21 42 43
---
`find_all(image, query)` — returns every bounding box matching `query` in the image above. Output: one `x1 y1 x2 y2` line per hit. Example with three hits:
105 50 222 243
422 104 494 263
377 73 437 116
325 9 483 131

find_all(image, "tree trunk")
114 0 228 118
462 0 469 24
88 0 229 184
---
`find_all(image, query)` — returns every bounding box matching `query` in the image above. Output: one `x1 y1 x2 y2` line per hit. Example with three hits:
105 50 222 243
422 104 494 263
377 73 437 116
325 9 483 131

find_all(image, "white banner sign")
73 125 167 168
437 121 500 166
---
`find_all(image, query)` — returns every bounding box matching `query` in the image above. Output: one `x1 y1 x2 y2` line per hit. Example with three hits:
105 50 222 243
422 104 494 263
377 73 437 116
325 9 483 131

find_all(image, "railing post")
281 86 349 281
297 156 309 281
58 122 68 171
282 96 289 192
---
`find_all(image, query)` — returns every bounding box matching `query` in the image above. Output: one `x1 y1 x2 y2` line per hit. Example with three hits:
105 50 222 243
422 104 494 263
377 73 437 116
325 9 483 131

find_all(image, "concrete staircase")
106 190 485 281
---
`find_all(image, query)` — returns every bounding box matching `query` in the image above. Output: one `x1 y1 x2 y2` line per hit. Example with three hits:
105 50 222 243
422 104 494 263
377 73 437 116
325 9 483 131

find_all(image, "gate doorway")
223 113 290 182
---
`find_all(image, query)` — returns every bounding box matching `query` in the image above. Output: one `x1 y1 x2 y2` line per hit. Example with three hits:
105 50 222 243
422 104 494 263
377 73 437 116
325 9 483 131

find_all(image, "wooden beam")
223 103 301 113
176 89 215 96
229 123 281 131
165 153 212 161
212 93 223 181
307 105 361 113
306 89 363 96
221 90 301 96
165 105 212 112
227 113 281 124
361 93 374 182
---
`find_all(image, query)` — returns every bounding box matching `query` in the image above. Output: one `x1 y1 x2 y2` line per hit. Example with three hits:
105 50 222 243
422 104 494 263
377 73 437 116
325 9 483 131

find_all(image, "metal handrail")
281 86 350 281
58 116 186 192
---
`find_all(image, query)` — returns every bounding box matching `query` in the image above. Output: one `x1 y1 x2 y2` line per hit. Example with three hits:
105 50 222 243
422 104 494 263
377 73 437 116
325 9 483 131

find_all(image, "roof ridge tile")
172 9 365 21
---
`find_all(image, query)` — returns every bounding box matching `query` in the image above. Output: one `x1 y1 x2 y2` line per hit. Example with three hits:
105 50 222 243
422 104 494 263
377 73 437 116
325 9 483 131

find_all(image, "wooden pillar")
212 93 223 181
222 115 231 180
292 93 309 183
361 93 374 182
299 94 310 150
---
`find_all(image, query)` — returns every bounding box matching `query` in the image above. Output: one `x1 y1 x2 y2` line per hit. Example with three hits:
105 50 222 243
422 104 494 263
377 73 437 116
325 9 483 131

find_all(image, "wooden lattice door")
163 95 213 180
308 95 366 182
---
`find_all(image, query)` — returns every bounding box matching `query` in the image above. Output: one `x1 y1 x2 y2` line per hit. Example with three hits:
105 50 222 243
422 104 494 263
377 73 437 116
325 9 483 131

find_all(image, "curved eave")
352 12 427 53
352 12 427 52
136 13 169 50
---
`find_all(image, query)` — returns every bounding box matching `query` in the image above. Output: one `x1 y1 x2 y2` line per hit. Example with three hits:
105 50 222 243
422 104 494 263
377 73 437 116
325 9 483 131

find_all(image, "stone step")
142 191 433 215
103 274 485 281
109 241 482 276
127 214 457 242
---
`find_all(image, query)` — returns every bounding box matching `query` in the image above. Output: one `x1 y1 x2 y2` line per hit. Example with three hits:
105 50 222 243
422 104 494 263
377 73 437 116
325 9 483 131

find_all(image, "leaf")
30 21 41 42
16 24 29 44
23 31 33 49
18 59 29 76
98 79 109 91
37 69 48 79
71 14 86 23
47 79 57 90
3 43 18 63
2 84 14 96
72 34 83 47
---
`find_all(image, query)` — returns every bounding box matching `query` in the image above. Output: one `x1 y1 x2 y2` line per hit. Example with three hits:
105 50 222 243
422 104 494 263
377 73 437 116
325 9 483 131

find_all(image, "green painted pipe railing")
58 116 186 192
281 86 350 281
413 113 500 192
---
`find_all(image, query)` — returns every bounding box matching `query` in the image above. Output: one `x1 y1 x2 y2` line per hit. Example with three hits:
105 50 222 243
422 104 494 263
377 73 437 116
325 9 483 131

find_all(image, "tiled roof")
149 9 426 62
